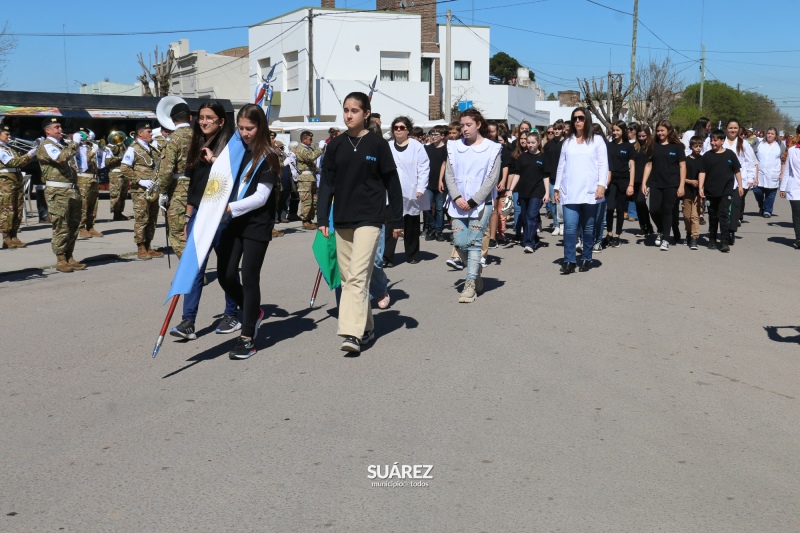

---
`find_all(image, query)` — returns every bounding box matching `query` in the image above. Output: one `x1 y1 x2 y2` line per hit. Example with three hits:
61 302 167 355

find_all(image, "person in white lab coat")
754 127 783 218
723 119 757 242
779 140 800 248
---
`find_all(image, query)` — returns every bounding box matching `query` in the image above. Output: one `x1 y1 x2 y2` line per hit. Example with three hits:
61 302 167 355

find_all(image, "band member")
107 140 127 220
156 101 192 258
296 130 323 230
0 125 37 248
121 122 163 260
74 128 103 238
36 117 86 273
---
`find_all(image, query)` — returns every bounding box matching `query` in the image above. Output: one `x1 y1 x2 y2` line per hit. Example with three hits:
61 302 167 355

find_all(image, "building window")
285 51 299 91
258 57 271 79
454 61 471 81
421 58 434 95
380 51 410 82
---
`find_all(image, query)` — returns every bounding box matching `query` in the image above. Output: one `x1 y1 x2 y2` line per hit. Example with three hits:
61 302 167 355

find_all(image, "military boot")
458 279 477 303
56 254 74 273
88 227 104 237
79 228 92 239
10 233 27 248
146 242 164 258
112 212 129 221
2 234 16 249
67 256 87 270
137 244 152 260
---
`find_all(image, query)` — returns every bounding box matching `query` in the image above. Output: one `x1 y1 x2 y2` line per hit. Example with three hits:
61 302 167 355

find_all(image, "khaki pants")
335 225 380 338
682 197 701 239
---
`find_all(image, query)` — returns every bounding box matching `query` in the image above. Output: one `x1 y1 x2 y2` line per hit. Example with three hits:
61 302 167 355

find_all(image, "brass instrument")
107 130 128 146
9 137 38 152
143 150 162 203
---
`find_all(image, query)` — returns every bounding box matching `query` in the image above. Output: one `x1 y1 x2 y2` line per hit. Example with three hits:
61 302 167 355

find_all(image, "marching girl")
507 131 549 253
642 120 686 251
317 92 403 354
216 104 281 360
604 120 636 248
444 108 502 302
779 137 800 248
630 124 655 236
723 119 757 243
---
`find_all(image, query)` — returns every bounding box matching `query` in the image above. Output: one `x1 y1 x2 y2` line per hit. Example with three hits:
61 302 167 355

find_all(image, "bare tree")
137 45 175 97
0 22 18 87
577 73 633 132
629 56 683 130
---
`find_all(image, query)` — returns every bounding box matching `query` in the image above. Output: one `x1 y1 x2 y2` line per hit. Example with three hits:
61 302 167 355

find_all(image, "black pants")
706 195 732 243
649 186 677 239
729 189 744 232
634 185 652 233
384 214 420 263
217 233 269 338
605 179 628 235
791 200 800 240
671 196 682 240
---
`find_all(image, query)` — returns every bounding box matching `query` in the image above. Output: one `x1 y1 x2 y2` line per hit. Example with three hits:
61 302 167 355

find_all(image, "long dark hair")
692 117 710 137
186 101 231 170
570 107 593 143
612 120 627 144
726 118 745 156
459 108 489 138
343 91 372 129
655 119 683 147
628 122 642 151
237 104 280 182
391 116 413 140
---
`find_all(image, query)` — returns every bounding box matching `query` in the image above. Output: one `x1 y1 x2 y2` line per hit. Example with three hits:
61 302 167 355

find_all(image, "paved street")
1 199 799 531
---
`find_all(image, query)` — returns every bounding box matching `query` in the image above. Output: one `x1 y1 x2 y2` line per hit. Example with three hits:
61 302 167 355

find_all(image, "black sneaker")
795 239 800 250
446 258 464 270
170 319 197 340
229 336 256 360
340 335 361 353
425 232 435 241
689 238 698 250
729 232 736 246
362 330 375 345
578 259 592 272
611 237 621 248
216 314 242 334
488 239 498 249
707 237 717 250
436 233 446 242
719 242 730 253
560 262 576 275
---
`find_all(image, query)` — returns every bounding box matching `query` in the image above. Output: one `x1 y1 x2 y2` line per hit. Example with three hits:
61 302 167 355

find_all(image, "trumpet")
143 154 162 203
9 137 38 152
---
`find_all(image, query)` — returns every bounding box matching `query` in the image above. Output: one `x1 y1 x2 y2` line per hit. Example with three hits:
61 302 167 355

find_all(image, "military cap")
170 102 190 118
135 121 152 132
1 125 9 133
42 117 61 129
300 130 313 139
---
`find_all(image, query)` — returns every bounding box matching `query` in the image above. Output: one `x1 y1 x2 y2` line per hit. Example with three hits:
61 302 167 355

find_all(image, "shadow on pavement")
764 326 800 343
767 236 796 248
0 268 47 284
99 228 135 236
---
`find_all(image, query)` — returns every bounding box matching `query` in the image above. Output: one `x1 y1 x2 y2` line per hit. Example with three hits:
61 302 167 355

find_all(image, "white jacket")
390 138 430 216
723 138 757 188
756 140 782 189
554 135 608 205
780 146 800 200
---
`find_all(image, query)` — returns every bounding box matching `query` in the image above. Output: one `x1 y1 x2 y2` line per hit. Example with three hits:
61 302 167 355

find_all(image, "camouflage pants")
77 176 99 229
0 174 23 234
45 185 81 256
165 178 188 258
298 175 317 223
131 191 159 245
109 172 129 214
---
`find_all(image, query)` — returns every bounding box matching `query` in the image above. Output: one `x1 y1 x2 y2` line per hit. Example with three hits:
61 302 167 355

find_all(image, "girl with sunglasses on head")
641 120 686 251
383 116 430 266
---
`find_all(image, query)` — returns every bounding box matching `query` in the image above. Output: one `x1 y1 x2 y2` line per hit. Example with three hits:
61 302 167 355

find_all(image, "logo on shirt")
365 156 377 162
535 160 544 165
620 150 627 154
728 160 732 164
669 152 676 156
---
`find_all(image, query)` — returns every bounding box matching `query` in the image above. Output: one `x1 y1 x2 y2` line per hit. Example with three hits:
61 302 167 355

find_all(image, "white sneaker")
552 226 561 236
480 257 488 268
660 240 670 251
576 239 583 254
654 233 663 246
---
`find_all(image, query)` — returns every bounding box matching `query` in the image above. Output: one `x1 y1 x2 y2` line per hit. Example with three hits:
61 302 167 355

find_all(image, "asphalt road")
1 200 799 532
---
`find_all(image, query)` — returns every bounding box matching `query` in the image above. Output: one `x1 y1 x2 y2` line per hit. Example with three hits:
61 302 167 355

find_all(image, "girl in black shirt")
631 125 654 236
604 120 635 247
317 92 403 354
508 132 549 252
216 104 281 359
642 120 686 250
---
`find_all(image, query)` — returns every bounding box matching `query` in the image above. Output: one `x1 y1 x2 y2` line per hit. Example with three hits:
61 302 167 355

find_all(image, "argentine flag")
163 131 247 304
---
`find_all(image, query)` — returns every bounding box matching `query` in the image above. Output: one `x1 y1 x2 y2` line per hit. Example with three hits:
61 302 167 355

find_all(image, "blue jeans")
562 203 596 264
182 217 239 322
512 191 524 238
753 186 777 215
593 200 607 242
519 197 542 248
452 205 493 281
423 189 446 236
627 200 638 219
369 225 388 299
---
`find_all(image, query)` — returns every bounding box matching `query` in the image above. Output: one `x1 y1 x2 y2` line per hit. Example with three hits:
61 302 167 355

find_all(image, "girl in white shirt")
754 127 782 218
724 119 757 240
554 107 608 274
779 141 800 247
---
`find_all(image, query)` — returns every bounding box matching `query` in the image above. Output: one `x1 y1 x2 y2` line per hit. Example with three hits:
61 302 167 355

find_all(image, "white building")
79 80 141 97
247 1 545 128
167 39 250 104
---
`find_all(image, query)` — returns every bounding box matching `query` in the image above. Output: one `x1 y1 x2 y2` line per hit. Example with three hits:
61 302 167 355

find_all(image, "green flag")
311 209 340 290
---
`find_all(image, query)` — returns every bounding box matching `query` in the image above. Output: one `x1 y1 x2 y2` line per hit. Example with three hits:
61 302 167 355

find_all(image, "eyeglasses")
546 131 554 135
430 132 442 137
573 115 586 122
393 125 407 131
627 127 636 130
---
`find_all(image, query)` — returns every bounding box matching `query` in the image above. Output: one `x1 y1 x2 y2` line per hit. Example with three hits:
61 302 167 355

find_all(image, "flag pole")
309 269 323 308
153 295 180 358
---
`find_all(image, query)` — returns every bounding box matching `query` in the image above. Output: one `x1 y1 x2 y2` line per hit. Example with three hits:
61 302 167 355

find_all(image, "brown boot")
88 227 104 237
10 233 27 248
302 222 317 230
147 243 164 258
272 228 285 238
112 212 129 221
39 215 51 224
56 254 74 273
137 244 152 260
79 228 92 239
67 256 87 270
2 234 15 249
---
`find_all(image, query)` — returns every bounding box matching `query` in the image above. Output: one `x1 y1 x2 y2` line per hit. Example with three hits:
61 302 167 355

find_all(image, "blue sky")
5 0 799 120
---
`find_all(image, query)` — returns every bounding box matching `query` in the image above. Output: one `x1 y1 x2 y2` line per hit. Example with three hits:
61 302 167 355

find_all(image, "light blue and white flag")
163 132 247 303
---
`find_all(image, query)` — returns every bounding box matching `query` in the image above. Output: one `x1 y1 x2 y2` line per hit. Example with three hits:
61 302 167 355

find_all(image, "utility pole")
308 9 315 119
629 0 638 120
607 71 612 124
699 44 706 110
445 10 452 123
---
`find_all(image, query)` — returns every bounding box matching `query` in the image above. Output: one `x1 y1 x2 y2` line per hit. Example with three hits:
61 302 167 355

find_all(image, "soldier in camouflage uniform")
155 102 191 258
107 138 128 220
72 129 103 238
37 118 86 273
296 130 323 230
0 125 37 249
121 122 163 260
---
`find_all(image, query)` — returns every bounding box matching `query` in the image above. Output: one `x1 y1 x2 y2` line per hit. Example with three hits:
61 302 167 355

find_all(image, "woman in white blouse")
723 119 757 241
554 107 608 274
383 116 430 266
754 127 783 218
779 140 800 248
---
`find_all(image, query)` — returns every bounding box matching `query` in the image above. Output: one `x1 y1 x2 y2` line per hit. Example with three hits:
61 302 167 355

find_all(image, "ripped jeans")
452 205 493 281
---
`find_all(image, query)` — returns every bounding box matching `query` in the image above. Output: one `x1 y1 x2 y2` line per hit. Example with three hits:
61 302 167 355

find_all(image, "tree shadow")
767 236 796 249
764 326 800 343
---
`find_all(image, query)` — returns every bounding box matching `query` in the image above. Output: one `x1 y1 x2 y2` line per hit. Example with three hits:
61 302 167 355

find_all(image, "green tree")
490 52 534 83
547 92 556 101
